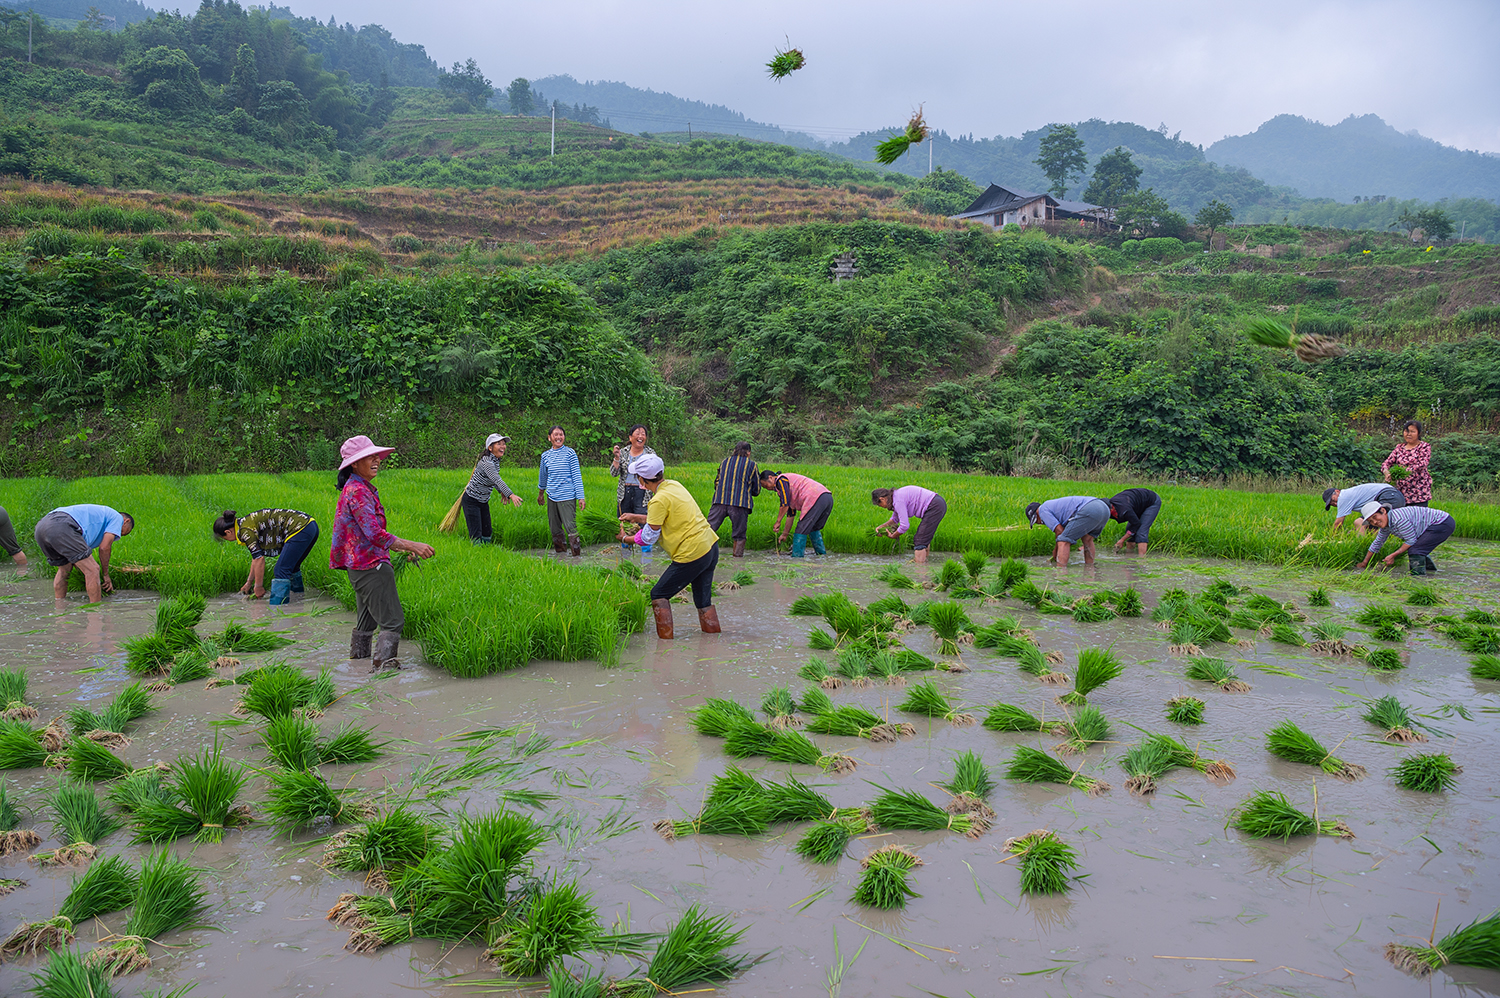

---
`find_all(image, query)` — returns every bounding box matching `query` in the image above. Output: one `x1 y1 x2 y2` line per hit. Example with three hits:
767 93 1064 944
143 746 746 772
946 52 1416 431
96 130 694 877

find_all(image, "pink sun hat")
338 434 397 470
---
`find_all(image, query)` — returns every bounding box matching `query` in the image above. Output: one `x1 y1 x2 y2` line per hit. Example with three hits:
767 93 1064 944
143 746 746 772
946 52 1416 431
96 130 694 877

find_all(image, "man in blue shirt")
1026 496 1109 567
1322 482 1405 531
34 504 134 602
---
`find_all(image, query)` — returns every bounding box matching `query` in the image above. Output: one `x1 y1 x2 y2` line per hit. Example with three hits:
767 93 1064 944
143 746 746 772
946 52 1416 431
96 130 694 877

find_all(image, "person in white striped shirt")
1354 501 1455 575
537 425 586 556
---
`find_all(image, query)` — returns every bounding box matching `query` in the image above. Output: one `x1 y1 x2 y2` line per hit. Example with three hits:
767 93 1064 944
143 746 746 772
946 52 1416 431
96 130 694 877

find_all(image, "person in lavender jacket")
1354 501 1455 576
1025 495 1109 567
872 486 946 564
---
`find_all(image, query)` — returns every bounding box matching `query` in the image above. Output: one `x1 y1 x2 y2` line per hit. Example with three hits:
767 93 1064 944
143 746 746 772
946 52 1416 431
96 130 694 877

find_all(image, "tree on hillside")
1194 199 1234 245
1035 124 1088 199
1392 206 1455 242
228 43 258 115
1115 189 1188 238
438 58 492 109
900 167 982 216
1082 146 1142 207
506 77 535 116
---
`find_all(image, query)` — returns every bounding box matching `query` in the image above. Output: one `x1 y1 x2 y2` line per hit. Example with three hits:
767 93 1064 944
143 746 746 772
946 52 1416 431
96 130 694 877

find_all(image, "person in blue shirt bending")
1025 495 1109 567
33 503 135 602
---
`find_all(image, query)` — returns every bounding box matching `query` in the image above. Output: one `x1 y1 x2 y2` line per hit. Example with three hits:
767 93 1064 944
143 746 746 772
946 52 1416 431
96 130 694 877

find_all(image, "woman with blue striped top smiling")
537 425 586 556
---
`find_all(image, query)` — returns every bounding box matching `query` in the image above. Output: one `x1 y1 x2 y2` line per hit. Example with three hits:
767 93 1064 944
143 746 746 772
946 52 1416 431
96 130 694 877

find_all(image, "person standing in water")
34 504 133 602
0 506 28 569
705 442 760 557
462 433 521 544
213 508 320 605
871 486 946 564
1025 495 1108 567
760 469 833 557
538 425 586 556
610 424 655 527
1106 487 1163 554
1382 420 1433 507
620 455 722 638
1354 501 1454 576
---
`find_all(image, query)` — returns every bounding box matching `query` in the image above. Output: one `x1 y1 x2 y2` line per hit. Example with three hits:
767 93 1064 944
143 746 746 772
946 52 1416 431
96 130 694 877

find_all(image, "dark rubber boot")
789 534 807 558
553 540 567 553
570 536 582 557
732 539 745 557
1425 556 1437 573
809 530 826 555
1408 554 1427 576
290 571 304 593
652 598 674 639
373 631 402 670
698 605 721 633
350 630 373 661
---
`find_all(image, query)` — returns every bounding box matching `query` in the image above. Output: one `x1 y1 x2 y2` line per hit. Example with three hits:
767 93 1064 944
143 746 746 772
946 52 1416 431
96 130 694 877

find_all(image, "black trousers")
795 492 833 536
706 503 750 541
461 493 492 540
619 485 648 518
1408 516 1455 560
651 543 719 609
272 521 319 580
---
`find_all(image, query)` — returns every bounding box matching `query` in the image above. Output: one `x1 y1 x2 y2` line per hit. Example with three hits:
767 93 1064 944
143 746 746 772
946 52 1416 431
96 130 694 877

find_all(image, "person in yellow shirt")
619 454 721 639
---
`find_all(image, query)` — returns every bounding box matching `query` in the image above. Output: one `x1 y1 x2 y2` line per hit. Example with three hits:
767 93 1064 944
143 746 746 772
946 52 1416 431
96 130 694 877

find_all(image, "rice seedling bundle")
1036 600 1075 615
1006 830 1079 894
1265 720 1366 781
1404 584 1444 607
1244 315 1345 363
766 43 806 79
798 657 839 689
1465 608 1499 624
1157 733 1236 782
121 633 176 677
214 620 296 654
1385 910 1500 978
1361 696 1426 743
868 784 986 837
793 814 868 864
933 560 967 592
973 616 1021 648
1269 623 1306 647
822 593 875 642
808 626 836 650
865 650 906 686
1184 657 1251 692
1460 626 1500 655
939 750 994 816
926 601 969 659
487 878 603 976
982 702 1054 732
68 683 156 741
797 687 834 716
1054 705 1110 755
237 663 331 720
38 782 120 865
262 713 320 770
1114 587 1144 617
323 804 442 876
0 784 40 857
1472 655 1500 681
1165 696 1206 725
907 599 935 625
262 767 373 833
846 843 923 911
1202 579 1240 603
0 666 36 721
1371 620 1407 642
655 792 771 841
164 646 216 687
155 594 207 651
105 767 172 815
1058 648 1123 706
873 107 930 165
1308 620 1356 656
760 687 798 727
875 564 917 590
994 558 1028 593
60 738 132 783
1308 587 1332 607
133 742 248 844
1354 604 1412 629
57 853 137 922
1119 736 1179 795
893 648 936 672
1010 579 1046 607
1228 790 1353 841
835 649 872 687
691 698 755 737
721 718 779 759
897 679 974 725
609 905 752 997
86 848 207 976
1364 648 1405 671
762 726 853 773
1005 745 1110 795
788 595 826 616
762 774 835 824
806 705 910 742
867 595 909 617
991 634 1069 684
318 722 385 764
0 718 46 769
1389 753 1461 793
1073 601 1117 623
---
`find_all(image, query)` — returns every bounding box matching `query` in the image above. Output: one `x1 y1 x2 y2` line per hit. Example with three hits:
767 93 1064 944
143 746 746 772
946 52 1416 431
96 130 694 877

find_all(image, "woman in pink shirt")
1381 420 1433 506
871 486 946 563
759 470 833 557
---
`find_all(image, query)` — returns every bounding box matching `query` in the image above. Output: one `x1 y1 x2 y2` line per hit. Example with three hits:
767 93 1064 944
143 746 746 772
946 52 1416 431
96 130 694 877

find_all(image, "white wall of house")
1001 197 1049 226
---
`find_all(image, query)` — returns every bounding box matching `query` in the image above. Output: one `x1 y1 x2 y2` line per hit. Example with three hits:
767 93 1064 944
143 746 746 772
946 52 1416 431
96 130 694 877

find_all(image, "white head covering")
629 454 665 479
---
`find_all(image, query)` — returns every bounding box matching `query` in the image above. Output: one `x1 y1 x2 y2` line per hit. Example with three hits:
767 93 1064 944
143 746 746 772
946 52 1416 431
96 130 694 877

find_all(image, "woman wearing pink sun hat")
330 435 435 671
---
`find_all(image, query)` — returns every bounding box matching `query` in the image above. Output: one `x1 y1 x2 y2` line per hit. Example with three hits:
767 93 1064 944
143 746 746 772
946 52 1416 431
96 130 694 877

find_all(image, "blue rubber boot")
268 578 292 605
789 534 807 558
809 530 826 555
290 571 304 593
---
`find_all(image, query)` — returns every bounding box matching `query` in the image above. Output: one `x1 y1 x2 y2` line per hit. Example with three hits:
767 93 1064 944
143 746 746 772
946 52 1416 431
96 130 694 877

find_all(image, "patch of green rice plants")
934 560 968 591
691 698 755 737
1185 657 1251 692
166 647 215 685
992 635 1069 685
1472 655 1500 681
866 650 905 686
1389 753 1461 793
762 774 835 824
820 593 874 643
262 768 373 834
318 722 385 764
867 595 909 617
1385 910 1500 979
238 663 321 720
62 738 131 783
1354 604 1412 629
1006 830 1079 894
1308 587 1332 607
1226 610 1264 631
261 714 320 770
939 750 993 816
1228 790 1353 841
58 853 137 923
1458 626 1500 655
323 804 442 875
982 702 1052 732
1058 648 1123 706
850 844 923 910
806 705 909 742
1119 735 1179 795
973 616 1021 648
1202 580 1240 603
1114 586 1144 617
1156 733 1236 782
798 657 839 689
86 848 207 976
171 741 249 843
808 626 836 650
41 782 120 863
897 679 974 725
1404 585 1443 607
488 878 601 976
1072 601 1116 623
835 649 872 688
105 768 172 814
793 814 867 864
1361 696 1425 743
0 782 22 831
926 601 967 658
788 595 827 616
26 947 118 998
1054 705 1110 755
1364 648 1405 671
655 792 772 841
1465 609 1498 625
760 687 798 727
721 718 778 759
1165 696 1206 725
0 718 46 769
1004 745 1110 795
1265 720 1366 781
1269 623 1306 647
868 784 986 836
797 687 834 716
121 634 176 677
875 564 918 590
1010 579 1046 607
213 620 295 653
994 558 1028 593
0 666 35 720
610 905 751 996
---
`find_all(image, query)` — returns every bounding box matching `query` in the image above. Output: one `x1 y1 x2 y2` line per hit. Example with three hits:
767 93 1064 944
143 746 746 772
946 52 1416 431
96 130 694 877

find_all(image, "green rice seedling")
1058 648 1123 706
798 687 834 716
1010 579 1046 607
867 595 909 617
1073 601 1116 623
763 726 854 773
892 648 936 672
155 594 207 651
1006 829 1079 894
105 767 173 815
875 564 917 590
1228 790 1353 841
762 774 835 823
973 616 1021 648
820 593 872 642
865 650 906 687
691 698 755 737
1385 910 1500 979
323 804 442 876
1005 745 1110 795
1309 621 1356 656
214 620 295 653
961 550 988 582
0 718 46 769
121 633 176 677
808 626 836 650
1465 609 1499 625
766 43 806 79
58 853 137 923
798 657 839 689
86 848 207 976
907 600 934 625
318 722 385 764
1036 599 1075 615
993 635 1069 685
237 663 319 720
1265 720 1366 780
868 784 986 837
1404 584 1443 607
1225 610 1263 631
1119 736 1179 795
835 649 872 688
1269 623 1306 647
0 783 38 856
793 815 867 864
926 602 967 658
983 702 1053 732
1160 586 1189 606
898 679 974 725
25 946 118 997
1165 696 1206 725
939 750 994 816
934 560 967 592
262 714 320 770
61 738 131 783
1365 648 1405 671
1167 619 1209 656
1362 696 1426 743
1202 580 1240 603
1371 620 1407 642
1308 587 1332 607
806 704 898 740
655 792 772 840
39 782 120 864
789 595 827 616
1354 604 1412 629
1472 655 1500 681
1054 705 1110 755
1185 657 1251 693
872 106 930 164
611 905 751 997
1151 733 1236 783
760 687 799 727
170 741 249 843
1114 587 1144 617
731 570 754 587
994 558 1028 593
1460 626 1500 655
1244 316 1345 362
0 666 36 721
166 647 215 686
488 878 601 976
262 768 374 834
721 718 779 759
1389 753 1461 793
851 844 922 909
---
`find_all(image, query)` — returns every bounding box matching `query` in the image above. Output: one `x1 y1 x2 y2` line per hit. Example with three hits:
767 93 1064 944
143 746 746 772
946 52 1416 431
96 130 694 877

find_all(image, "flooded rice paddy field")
2 543 1500 998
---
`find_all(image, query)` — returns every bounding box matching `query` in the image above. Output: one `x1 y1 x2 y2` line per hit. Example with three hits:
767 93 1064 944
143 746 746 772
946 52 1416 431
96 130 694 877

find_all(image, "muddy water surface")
2 543 1500 998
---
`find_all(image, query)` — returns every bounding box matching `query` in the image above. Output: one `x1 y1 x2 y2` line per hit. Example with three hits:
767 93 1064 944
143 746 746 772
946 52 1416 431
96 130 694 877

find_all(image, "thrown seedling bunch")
926 601 968 658
1307 587 1332 607
1058 648 1123 706
1384 910 1500 979
1005 829 1079 895
939 750 994 817
835 648 872 688
121 594 207 677
1404 584 1443 607
766 41 805 80
1309 621 1356 657
865 650 907 687
3 853 135 958
1472 655 1500 681
851 844 922 909
1072 600 1117 623
486 878 619 976
1053 705 1110 756
1114 586 1144 617
1244 315 1345 363
1389 753 1462 793
1229 790 1354 840
1005 745 1110 795
261 767 376 834
760 687 799 727
793 814 869 864
323 804 443 889
992 634 1069 685
1185 657 1251 693
898 679 974 726
874 107 930 164
933 560 967 592
602 906 752 997
1361 696 1426 743
875 564 917 590
1265 720 1366 781
1165 696 1205 725
214 620 296 654
806 699 912 744
1364 648 1405 672
869 784 988 838
1119 735 1180 796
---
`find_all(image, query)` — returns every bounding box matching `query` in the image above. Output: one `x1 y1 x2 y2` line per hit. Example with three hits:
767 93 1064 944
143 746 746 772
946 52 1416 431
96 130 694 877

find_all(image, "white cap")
629 454 665 479
1359 501 1386 520
485 433 510 448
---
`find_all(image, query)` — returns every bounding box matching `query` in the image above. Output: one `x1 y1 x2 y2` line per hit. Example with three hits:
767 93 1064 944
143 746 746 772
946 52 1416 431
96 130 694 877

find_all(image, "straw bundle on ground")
85 848 206 976
1005 829 1079 895
1058 649 1123 706
1228 789 1353 840
1265 720 1366 781
898 680 974 725
868 785 987 838
1361 696 1426 743
1389 753 1462 793
1184 657 1251 693
1005 745 1110 795
851 844 922 908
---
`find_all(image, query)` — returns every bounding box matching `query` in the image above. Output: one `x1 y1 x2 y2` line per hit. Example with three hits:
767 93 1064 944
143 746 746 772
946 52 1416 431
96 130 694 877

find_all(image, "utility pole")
28 11 33 64
550 102 555 157
688 122 692 140
928 135 932 175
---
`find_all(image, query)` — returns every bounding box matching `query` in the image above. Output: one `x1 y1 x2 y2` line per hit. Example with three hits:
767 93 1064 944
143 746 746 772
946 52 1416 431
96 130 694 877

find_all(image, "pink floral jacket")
330 475 395 571
1382 441 1432 504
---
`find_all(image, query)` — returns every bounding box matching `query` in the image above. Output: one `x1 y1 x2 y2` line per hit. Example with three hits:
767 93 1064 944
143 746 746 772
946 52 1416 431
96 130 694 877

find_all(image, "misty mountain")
1208 114 1500 203
3 0 153 27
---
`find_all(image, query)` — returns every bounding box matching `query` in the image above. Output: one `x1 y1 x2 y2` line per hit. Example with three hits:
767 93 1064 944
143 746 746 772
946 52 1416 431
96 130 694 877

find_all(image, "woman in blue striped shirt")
537 425 587 556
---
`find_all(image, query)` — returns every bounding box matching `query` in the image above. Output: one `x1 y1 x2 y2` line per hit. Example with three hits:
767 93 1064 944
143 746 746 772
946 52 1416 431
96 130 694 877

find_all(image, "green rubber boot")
809 530 826 555
789 534 807 558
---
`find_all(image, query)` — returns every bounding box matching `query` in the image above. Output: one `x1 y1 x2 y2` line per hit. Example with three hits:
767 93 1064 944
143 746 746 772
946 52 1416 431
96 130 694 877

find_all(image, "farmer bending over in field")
705 442 760 558
213 508 320 605
1323 481 1405 531
872 486 946 564
0 506 28 569
1354 501 1454 576
761 469 833 557
331 435 435 670
1026 496 1108 567
620 455 722 638
34 504 133 602
1107 488 1162 554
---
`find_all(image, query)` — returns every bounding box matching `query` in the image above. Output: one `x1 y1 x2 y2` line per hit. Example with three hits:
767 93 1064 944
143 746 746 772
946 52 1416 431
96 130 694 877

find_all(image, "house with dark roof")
950 184 1112 228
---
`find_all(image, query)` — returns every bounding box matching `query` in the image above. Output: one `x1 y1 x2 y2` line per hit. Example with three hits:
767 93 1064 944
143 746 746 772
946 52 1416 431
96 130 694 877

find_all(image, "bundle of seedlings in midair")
1404 584 1444 607
1113 586 1144 617
993 634 1070 685
994 557 1029 594
1005 829 1080 895
0 666 36 721
605 905 752 998
793 814 869 864
131 741 249 844
851 844 923 909
1058 648 1124 706
0 718 47 770
759 687 799 728
85 848 207 976
875 564 917 590
1309 621 1356 656
67 682 155 746
939 749 995 817
1265 720 1366 781
1185 657 1251 693
1385 909 1500 979
834 649 873 688
237 663 337 720
1361 695 1427 743
1364 648 1405 672
1228 789 1354 840
35 782 120 865
323 804 443 888
869 784 988 838
1005 745 1111 795
898 679 974 726
214 619 296 654
1472 655 1500 681
1165 695 1206 725
1390 753 1462 793
1 783 42 856
1053 705 1110 756
798 657 840 689
55 738 132 783
261 767 376 834
1243 315 1345 363
982 702 1059 733
927 601 967 658
766 41 806 79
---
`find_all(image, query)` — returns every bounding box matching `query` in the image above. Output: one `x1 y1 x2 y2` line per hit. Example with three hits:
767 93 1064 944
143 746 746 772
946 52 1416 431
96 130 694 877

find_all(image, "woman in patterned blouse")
213 507 320 605
462 433 521 544
1382 420 1433 506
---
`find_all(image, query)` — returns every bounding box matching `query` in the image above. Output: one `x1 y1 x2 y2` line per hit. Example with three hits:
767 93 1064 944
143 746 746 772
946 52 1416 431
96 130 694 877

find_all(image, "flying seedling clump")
1228 790 1354 840
1265 720 1366 781
1243 315 1345 363
765 43 805 80
1006 829 1079 895
851 844 923 909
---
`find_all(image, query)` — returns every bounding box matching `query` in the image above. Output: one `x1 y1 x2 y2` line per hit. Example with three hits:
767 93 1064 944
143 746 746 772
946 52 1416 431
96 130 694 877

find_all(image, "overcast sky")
315 0 1500 153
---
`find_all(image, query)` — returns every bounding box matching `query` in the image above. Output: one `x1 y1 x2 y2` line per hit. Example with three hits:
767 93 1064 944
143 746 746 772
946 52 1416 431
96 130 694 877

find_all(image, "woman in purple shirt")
872 487 946 564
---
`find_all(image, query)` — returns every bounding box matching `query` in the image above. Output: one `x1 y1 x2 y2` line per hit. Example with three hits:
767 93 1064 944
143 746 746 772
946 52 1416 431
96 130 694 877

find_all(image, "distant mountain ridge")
1208 114 1500 203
